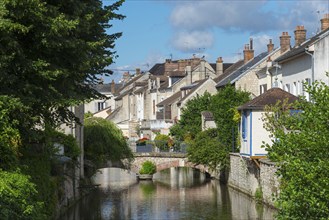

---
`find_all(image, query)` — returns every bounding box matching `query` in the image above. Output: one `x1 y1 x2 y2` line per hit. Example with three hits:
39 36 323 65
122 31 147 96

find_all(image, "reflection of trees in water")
61 167 276 220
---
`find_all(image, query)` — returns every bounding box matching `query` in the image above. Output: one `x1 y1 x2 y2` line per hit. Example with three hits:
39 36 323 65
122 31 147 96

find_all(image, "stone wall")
228 153 279 206
259 159 280 206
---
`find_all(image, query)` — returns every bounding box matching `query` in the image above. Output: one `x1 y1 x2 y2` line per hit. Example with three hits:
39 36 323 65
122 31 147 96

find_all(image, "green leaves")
263 78 329 219
84 117 133 169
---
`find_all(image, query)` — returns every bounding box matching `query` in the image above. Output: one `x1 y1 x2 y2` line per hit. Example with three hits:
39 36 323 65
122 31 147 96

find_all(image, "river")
61 167 276 220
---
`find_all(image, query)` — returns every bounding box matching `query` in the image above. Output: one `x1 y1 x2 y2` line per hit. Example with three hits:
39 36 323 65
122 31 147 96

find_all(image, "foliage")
0 96 23 170
139 161 157 175
0 170 45 220
47 129 81 160
0 0 124 128
209 85 250 150
154 134 172 151
254 187 263 204
171 86 250 169
136 137 149 146
170 92 212 140
84 117 133 167
187 129 229 170
262 80 329 219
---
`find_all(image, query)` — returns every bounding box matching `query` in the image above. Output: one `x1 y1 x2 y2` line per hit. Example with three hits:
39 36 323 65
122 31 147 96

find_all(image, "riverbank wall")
228 153 279 207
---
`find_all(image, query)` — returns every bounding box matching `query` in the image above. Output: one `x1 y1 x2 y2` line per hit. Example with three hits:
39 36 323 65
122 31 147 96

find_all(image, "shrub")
139 161 156 175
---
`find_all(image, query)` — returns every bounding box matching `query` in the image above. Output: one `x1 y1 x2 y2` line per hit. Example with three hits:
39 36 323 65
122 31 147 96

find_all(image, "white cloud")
171 30 214 53
170 1 328 33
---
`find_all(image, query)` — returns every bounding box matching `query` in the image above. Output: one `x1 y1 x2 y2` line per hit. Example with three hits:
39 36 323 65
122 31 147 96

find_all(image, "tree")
187 128 228 171
170 92 212 140
84 117 133 169
0 170 44 219
262 79 329 219
0 0 124 129
209 85 250 150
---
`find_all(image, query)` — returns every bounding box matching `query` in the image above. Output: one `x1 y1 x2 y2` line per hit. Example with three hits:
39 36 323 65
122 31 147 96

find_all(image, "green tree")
209 85 250 150
170 92 212 140
0 0 124 129
84 117 133 169
0 170 44 220
263 80 329 219
187 129 228 170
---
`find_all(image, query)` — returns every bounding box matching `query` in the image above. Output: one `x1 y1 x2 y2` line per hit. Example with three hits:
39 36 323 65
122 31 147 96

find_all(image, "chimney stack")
243 39 254 64
216 57 223 75
267 39 274 52
136 68 141 75
294 25 306 46
111 80 115 94
280 32 291 54
321 13 329 31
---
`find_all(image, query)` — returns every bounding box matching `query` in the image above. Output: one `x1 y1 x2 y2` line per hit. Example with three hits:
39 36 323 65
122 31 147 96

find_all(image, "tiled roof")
237 88 298 110
214 60 245 83
275 28 329 63
114 87 133 100
116 74 145 94
210 63 234 73
149 63 165 75
157 91 181 107
201 111 214 121
178 79 208 104
216 51 270 88
167 70 186 77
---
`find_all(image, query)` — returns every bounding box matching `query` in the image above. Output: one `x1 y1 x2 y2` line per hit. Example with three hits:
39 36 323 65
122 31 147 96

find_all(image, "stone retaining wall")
228 153 279 206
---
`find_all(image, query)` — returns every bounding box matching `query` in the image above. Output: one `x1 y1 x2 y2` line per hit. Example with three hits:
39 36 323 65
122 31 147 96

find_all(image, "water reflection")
60 167 276 220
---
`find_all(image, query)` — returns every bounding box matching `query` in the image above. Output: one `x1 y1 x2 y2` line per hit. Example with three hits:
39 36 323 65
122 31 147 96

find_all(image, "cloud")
171 30 214 53
170 1 329 33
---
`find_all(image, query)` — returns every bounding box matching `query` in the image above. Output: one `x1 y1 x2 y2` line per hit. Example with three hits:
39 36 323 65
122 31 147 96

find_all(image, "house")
271 14 329 99
237 88 298 157
84 80 121 117
215 38 286 99
106 56 232 140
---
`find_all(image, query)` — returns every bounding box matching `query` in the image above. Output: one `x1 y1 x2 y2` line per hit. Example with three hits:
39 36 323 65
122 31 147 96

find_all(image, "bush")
136 137 149 146
154 134 172 151
139 161 156 175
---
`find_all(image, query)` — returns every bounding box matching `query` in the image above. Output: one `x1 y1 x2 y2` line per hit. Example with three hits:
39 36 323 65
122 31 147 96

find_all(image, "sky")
103 0 329 83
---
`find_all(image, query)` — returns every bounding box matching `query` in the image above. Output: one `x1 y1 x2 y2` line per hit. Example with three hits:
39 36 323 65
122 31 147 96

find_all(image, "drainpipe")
305 46 314 84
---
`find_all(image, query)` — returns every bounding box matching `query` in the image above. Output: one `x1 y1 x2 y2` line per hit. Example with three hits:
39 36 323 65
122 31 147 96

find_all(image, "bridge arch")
129 152 216 178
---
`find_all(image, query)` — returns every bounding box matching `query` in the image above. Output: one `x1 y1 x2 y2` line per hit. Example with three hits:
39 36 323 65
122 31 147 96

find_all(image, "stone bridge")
125 152 219 178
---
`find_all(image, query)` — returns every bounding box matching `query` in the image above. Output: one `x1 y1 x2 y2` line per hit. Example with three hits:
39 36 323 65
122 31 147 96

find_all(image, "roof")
157 91 181 107
116 73 145 94
178 79 208 104
216 51 270 88
106 106 122 120
214 60 245 83
237 88 298 110
275 28 329 63
149 63 165 75
167 70 186 77
210 63 234 73
114 87 133 100
201 111 214 121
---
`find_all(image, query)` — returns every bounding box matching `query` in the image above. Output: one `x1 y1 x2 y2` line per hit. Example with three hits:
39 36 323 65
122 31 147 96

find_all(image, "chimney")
243 38 254 63
111 80 115 94
136 68 141 75
216 57 223 75
267 39 274 52
280 32 291 54
321 13 329 31
294 25 306 46
185 66 192 85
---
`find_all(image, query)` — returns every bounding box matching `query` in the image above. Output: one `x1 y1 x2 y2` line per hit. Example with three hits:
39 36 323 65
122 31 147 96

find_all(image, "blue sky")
103 0 329 83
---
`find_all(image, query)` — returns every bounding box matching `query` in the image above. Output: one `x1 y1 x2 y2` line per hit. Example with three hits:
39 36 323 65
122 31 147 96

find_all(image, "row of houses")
87 14 329 158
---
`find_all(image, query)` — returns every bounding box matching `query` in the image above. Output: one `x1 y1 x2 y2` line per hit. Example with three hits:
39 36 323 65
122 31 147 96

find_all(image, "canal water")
61 167 276 220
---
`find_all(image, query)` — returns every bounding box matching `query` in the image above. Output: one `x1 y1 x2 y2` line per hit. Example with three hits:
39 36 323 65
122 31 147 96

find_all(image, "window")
285 83 290 92
153 100 155 115
242 111 248 139
292 82 297 95
97 102 106 111
260 84 267 94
